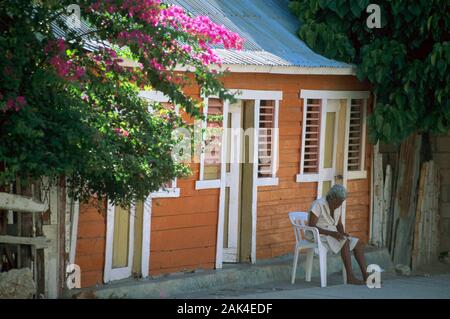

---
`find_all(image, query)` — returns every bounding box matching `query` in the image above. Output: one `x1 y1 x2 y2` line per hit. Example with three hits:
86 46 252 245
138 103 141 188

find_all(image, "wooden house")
73 0 372 288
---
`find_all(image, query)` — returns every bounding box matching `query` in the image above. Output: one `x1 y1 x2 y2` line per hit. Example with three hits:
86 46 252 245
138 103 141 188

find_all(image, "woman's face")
328 198 344 210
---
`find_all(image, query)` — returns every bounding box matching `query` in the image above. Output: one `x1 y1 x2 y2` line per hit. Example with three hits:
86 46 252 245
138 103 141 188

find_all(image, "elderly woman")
307 184 369 285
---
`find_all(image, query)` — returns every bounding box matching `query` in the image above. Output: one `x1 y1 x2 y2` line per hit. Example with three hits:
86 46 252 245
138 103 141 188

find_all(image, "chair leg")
291 246 300 284
318 250 327 288
305 249 314 282
342 264 347 284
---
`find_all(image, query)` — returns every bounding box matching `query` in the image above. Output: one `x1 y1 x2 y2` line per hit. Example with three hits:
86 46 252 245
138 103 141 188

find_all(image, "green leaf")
431 52 437 66
350 1 362 18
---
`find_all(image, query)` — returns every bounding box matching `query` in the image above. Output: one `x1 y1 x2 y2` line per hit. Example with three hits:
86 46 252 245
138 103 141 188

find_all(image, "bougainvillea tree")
0 0 243 205
289 0 449 144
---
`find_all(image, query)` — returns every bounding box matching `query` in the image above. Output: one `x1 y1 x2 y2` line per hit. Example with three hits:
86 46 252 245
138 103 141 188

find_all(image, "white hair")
326 184 348 202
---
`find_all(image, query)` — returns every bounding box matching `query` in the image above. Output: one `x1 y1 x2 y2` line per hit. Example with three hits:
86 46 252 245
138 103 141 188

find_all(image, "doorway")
222 100 254 263
104 198 150 282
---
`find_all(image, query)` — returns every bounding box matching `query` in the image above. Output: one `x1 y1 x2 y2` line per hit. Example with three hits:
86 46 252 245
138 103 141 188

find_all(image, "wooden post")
412 162 427 270
391 133 422 266
58 176 66 297
372 142 384 247
382 164 392 247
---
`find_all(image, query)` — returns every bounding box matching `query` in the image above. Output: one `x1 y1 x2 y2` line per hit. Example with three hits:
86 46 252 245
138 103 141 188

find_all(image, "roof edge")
175 64 356 76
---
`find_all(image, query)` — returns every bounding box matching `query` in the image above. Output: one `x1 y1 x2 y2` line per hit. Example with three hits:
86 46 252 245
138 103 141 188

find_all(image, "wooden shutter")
258 100 275 177
204 98 223 180
347 99 363 171
302 99 321 174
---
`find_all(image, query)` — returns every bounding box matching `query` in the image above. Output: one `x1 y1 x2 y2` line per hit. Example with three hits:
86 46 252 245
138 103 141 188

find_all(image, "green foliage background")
289 0 450 143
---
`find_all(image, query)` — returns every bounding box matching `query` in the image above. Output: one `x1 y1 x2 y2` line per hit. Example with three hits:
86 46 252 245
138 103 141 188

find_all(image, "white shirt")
306 197 358 254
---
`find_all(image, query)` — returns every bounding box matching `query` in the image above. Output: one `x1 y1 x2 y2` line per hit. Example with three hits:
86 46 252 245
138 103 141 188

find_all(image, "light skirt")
320 235 359 254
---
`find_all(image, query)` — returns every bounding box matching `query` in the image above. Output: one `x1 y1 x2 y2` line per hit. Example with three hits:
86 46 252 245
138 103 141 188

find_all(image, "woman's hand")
332 231 346 241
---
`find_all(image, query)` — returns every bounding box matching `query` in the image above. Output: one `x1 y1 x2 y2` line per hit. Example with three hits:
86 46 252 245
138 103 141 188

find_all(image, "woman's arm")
337 216 350 237
309 212 345 240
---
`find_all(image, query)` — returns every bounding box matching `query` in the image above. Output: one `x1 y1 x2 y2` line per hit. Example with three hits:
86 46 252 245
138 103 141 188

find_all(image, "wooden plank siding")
150 164 220 275
75 200 106 288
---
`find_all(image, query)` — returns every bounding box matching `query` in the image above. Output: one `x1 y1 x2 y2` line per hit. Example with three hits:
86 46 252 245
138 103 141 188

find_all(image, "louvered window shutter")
302 99 321 174
347 99 363 171
258 100 275 178
204 98 223 180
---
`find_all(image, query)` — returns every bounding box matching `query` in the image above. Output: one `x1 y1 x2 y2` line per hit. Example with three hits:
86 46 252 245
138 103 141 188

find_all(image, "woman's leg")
353 241 369 281
341 239 364 285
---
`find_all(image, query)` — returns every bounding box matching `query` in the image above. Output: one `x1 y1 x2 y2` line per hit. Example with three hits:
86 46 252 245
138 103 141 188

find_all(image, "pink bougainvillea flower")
74 66 86 79
16 96 27 106
6 98 15 110
2 96 26 112
114 127 130 138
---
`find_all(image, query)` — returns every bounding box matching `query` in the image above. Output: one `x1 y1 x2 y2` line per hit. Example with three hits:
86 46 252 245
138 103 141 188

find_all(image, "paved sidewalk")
185 271 450 299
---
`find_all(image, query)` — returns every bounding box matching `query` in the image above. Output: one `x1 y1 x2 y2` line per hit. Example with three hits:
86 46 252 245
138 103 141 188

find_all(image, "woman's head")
326 184 348 209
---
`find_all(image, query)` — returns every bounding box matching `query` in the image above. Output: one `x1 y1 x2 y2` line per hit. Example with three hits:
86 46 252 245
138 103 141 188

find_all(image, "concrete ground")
70 248 450 299
181 263 450 299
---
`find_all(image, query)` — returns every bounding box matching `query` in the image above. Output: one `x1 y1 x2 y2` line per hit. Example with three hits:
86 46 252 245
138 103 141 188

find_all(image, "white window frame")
138 90 180 197
196 91 282 189
256 99 280 187
196 95 225 190
296 90 370 183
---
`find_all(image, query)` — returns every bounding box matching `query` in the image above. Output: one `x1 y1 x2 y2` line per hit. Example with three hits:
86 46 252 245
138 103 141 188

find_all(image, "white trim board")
228 89 283 101
141 196 151 278
215 100 230 269
69 199 80 265
301 90 370 99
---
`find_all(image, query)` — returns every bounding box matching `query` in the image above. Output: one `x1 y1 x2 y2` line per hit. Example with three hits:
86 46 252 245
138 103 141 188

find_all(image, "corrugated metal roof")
165 0 351 68
51 14 108 52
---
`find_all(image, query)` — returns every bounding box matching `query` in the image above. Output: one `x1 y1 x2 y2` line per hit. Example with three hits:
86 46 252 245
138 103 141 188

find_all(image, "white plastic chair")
288 211 347 287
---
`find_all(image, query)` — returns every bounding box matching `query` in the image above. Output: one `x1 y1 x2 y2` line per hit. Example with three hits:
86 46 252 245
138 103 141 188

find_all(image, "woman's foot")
347 276 365 285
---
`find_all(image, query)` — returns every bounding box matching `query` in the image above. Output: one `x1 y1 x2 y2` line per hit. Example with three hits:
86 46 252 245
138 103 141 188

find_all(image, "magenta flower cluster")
46 39 86 80
115 127 130 137
1 95 27 112
90 0 243 68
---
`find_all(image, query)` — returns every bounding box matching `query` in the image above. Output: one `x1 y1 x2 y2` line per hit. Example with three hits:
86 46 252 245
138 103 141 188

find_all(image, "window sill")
195 179 221 190
347 171 368 180
257 177 279 187
296 174 319 183
151 188 180 198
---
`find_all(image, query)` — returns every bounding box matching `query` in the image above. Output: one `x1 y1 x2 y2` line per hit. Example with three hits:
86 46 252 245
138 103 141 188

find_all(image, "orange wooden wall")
150 164 219 275
75 200 106 288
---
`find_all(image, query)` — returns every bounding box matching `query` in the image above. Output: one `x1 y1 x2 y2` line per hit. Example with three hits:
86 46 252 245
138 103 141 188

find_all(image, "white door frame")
223 103 242 262
104 196 152 282
215 89 282 269
104 202 135 282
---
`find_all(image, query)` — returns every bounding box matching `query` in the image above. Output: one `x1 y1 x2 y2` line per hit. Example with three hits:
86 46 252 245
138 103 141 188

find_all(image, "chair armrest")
296 225 321 243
